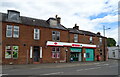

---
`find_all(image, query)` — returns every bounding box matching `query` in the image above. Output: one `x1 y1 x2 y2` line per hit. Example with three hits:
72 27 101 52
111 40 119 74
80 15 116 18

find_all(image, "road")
1 59 119 76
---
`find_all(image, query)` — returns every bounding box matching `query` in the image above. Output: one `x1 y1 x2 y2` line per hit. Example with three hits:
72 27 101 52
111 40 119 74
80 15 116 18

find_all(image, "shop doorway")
85 49 94 61
33 46 40 62
70 48 82 62
71 52 79 61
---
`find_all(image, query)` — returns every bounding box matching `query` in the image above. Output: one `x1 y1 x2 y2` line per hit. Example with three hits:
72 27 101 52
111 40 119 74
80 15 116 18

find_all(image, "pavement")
1 59 119 76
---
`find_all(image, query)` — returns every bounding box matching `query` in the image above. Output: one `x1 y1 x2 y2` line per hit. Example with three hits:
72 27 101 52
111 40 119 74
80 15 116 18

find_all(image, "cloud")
91 15 118 23
0 0 119 44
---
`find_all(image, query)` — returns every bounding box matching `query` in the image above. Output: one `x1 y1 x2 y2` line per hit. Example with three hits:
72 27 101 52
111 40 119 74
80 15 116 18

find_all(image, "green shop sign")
70 48 82 52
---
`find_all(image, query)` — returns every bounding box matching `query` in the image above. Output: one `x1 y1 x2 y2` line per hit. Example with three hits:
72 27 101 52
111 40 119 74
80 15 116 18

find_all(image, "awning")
46 41 96 48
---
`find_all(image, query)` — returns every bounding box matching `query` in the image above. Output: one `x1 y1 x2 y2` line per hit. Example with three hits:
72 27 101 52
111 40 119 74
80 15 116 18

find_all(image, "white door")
79 53 82 61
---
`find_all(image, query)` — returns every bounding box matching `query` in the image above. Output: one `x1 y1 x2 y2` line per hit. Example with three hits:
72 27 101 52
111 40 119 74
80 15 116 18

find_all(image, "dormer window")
50 19 57 27
8 10 20 22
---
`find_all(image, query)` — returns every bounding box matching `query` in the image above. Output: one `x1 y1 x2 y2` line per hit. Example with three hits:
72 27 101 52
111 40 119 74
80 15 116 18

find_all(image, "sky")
0 0 119 45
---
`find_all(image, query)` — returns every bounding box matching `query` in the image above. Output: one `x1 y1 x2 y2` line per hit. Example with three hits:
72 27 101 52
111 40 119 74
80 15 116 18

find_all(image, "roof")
0 12 105 37
68 28 103 37
0 13 67 30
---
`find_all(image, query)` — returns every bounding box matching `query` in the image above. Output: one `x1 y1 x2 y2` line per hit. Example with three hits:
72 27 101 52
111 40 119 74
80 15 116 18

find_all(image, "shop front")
85 48 94 61
46 41 96 62
70 48 82 62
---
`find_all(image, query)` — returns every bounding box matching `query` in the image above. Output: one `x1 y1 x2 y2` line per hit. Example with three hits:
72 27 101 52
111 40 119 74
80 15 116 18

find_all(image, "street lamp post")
103 25 111 37
103 25 110 61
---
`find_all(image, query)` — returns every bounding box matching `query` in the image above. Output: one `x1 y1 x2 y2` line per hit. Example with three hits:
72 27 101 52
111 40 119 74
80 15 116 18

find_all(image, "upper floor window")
52 31 60 41
90 36 93 43
13 26 19 38
6 25 19 38
74 34 78 42
6 25 12 37
99 38 102 44
34 29 40 40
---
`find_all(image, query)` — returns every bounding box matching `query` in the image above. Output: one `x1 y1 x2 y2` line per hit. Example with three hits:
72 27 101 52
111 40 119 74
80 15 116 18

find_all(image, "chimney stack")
97 32 101 35
55 15 61 24
73 23 79 30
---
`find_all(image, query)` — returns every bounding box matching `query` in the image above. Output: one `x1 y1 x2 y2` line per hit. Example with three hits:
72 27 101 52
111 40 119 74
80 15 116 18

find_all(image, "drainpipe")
26 49 29 64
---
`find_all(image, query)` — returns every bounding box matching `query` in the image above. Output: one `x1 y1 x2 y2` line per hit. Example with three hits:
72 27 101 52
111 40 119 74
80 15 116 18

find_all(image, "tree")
107 38 116 47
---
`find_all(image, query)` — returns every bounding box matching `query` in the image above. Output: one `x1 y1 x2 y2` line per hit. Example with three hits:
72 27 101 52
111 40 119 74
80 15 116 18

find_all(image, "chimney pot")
97 32 101 35
55 15 58 19
73 24 79 30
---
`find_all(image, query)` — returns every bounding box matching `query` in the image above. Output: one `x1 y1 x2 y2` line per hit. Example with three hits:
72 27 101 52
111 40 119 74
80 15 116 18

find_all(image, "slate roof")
0 12 104 37
0 13 67 30
68 28 103 37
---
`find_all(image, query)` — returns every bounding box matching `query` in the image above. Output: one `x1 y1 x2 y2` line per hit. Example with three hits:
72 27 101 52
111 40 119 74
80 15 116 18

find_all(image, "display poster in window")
13 46 18 58
84 53 86 58
5 46 12 58
56 53 60 58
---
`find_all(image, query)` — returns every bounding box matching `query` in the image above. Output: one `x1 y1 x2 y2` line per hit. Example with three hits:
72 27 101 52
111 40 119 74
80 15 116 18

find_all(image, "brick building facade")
0 10 108 64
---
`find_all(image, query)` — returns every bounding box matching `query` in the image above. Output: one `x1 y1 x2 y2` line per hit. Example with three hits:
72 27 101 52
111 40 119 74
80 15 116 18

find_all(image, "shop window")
74 34 78 42
13 26 19 38
52 47 60 58
56 53 60 58
6 25 12 37
12 46 18 59
52 31 60 41
5 46 19 59
52 47 55 52
5 46 12 58
52 53 56 58
86 53 90 58
34 29 40 40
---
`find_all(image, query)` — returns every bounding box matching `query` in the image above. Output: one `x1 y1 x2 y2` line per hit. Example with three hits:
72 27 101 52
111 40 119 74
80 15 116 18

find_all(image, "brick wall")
2 22 69 64
69 33 107 61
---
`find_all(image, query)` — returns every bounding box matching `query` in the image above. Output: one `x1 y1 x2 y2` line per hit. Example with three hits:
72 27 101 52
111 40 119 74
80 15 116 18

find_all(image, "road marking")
76 69 84 72
103 64 109 66
89 68 96 70
9 69 19 71
42 72 64 75
96 65 101 66
31 68 41 69
84 68 90 70
77 67 101 72
109 66 117 68
0 73 8 76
